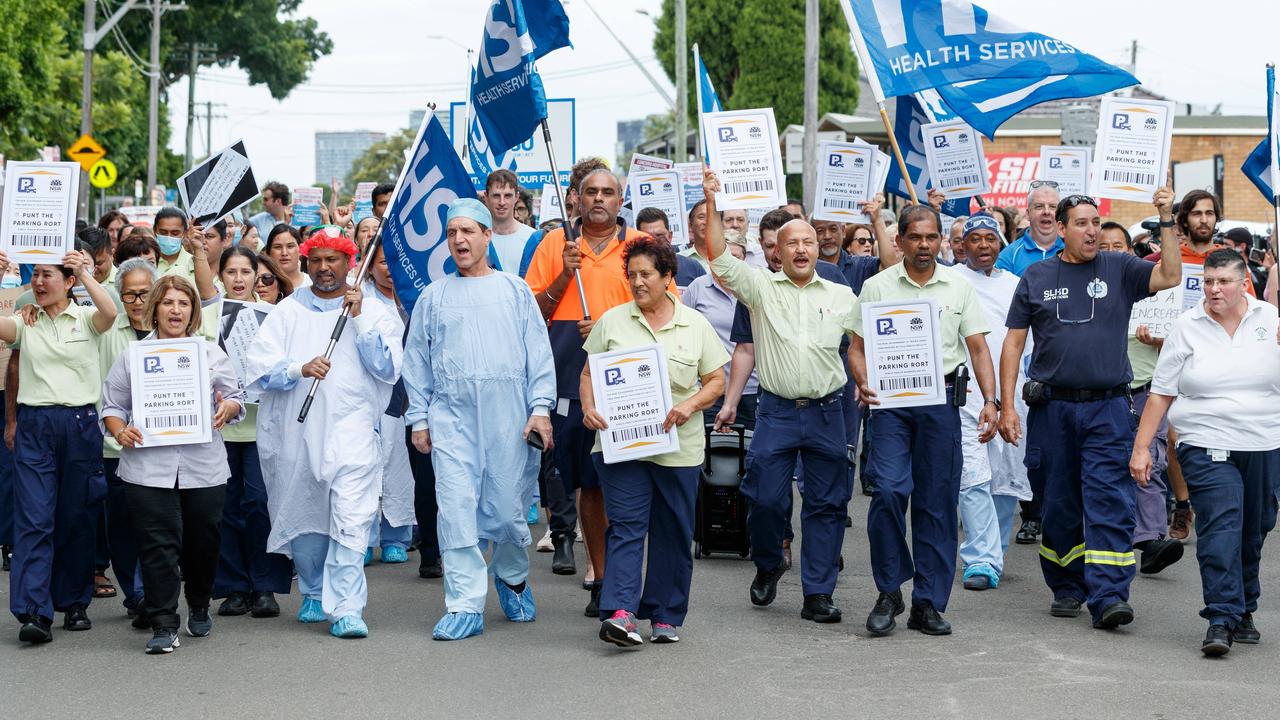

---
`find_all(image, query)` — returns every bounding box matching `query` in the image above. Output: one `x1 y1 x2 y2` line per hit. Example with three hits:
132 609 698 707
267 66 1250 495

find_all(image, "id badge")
1207 449 1229 463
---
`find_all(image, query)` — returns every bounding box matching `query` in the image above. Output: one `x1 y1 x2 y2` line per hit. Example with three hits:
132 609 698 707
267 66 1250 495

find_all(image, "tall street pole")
146 0 161 191
185 43 197 171
79 0 97 218
674 0 688 163
802 0 819 211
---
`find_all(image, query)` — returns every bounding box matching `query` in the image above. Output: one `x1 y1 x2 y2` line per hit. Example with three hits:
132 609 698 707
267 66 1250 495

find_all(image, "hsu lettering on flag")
470 0 571 156
840 0 1137 138
381 116 502 316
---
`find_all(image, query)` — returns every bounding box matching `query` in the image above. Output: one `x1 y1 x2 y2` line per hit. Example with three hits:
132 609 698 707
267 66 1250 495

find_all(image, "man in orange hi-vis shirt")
525 167 677 619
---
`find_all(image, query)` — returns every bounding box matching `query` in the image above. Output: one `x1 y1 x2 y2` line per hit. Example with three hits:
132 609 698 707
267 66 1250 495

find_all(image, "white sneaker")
575 522 584 543
536 527 553 553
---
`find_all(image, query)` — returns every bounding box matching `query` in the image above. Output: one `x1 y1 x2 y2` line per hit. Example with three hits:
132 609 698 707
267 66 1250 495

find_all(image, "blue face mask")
231 227 243 247
157 236 183 257
0 276 20 289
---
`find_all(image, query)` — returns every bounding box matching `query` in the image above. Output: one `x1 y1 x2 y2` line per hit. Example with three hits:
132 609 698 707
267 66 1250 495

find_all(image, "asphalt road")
3 492 1277 720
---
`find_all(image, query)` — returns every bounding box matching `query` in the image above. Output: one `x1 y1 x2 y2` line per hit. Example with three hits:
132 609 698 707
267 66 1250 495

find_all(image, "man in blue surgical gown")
404 199 556 641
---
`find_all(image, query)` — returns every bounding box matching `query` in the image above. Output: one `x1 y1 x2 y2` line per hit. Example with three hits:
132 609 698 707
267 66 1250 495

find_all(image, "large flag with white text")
1242 65 1279 202
884 91 972 215
382 116 500 316
469 0 572 155
840 0 1137 137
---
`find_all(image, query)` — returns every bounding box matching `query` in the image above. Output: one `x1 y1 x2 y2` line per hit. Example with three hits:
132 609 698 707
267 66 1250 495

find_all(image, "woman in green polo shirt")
0 250 118 644
580 236 728 648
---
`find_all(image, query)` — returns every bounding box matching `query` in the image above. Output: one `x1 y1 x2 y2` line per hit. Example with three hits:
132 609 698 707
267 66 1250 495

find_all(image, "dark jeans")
537 449 577 541
126 482 225 631
408 429 440 563
214 441 292 596
102 458 143 608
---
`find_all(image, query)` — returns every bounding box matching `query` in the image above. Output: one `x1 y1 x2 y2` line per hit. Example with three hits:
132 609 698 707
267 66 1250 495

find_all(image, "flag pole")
1269 63 1279 255
461 49 475 162
540 118 591 320
877 102 918 206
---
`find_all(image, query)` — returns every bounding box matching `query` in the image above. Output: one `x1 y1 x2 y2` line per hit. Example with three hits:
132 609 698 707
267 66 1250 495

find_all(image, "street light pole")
583 2 674 109
802 0 820 211
146 0 161 191
674 0 688 162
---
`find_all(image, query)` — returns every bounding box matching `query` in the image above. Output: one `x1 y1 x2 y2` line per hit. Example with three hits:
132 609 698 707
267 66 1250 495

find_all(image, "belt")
944 368 961 384
764 389 842 409
1131 382 1152 394
1044 384 1130 402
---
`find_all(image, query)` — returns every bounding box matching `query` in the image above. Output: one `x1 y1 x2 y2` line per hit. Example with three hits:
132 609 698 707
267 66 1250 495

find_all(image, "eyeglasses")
121 291 149 304
256 274 277 287
1053 258 1098 325
1029 180 1060 190
1202 277 1245 288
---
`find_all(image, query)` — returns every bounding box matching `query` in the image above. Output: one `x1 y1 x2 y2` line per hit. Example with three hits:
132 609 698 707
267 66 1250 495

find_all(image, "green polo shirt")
584 293 729 468
158 249 197 281
1128 335 1158 389
13 302 106 406
680 247 710 269
852 262 988 373
710 251 857 400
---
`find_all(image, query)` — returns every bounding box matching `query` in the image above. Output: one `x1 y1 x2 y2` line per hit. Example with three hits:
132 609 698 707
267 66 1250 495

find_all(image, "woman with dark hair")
254 253 293 304
97 210 128 250
114 233 162 267
578 236 728 647
212 247 293 617
265 224 308 290
101 275 245 654
0 250 117 644
843 223 875 256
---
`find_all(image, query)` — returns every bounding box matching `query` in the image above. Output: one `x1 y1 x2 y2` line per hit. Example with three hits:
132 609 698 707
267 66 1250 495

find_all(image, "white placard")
813 141 876 223
217 300 273 405
0 161 79 264
1089 97 1175 203
290 186 324 228
589 344 679 464
1126 263 1206 338
538 183 565 223
852 136 893 197
1037 146 1091 196
621 153 675 227
921 120 991 199
705 108 787 210
861 298 946 409
176 139 260 226
675 162 704 215
129 337 212 447
1180 262 1205 312
629 170 689 248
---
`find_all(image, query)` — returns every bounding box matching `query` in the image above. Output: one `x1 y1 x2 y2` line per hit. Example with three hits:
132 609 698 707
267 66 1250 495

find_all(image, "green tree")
651 0 859 131
344 128 414 190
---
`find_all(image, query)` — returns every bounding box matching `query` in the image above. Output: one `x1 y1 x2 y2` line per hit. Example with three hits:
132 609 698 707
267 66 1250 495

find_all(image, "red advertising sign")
984 153 1110 215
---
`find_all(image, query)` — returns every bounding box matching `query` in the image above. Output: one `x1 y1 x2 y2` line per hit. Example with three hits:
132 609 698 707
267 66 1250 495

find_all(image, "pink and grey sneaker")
599 610 643 648
650 622 679 643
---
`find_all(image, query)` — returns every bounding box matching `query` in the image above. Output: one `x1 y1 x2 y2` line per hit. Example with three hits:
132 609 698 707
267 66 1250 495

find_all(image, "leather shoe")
907 603 951 635
63 605 92 631
552 535 576 576
18 615 53 644
250 591 281 618
749 564 787 607
217 592 250 616
860 477 874 496
1092 601 1134 630
1201 624 1232 657
1139 538 1184 575
583 581 602 618
1015 519 1041 544
1234 613 1261 644
865 590 904 636
1 544 11 572
419 557 443 579
1050 597 1083 618
801 594 842 623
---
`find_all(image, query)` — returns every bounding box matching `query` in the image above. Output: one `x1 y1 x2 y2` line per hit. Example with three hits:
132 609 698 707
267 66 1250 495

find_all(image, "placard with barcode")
704 107 787 211
1089 96 1174 203
129 337 213 447
861 298 946 409
588 343 679 464
0 161 79 264
813 141 876 224
921 119 991 200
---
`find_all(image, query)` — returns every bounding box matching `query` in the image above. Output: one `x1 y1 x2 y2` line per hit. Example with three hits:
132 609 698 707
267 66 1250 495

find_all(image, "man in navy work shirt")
999 187 1181 630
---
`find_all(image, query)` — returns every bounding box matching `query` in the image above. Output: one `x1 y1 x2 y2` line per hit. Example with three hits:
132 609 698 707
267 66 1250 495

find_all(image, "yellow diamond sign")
89 159 118 189
68 134 106 172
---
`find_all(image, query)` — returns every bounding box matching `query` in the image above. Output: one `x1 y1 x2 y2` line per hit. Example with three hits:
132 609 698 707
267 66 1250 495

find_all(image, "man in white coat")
404 199 556 641
953 215 1033 590
246 226 403 639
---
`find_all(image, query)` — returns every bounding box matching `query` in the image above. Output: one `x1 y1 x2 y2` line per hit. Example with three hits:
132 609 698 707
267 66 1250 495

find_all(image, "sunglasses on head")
1029 180 1060 190
1055 194 1098 222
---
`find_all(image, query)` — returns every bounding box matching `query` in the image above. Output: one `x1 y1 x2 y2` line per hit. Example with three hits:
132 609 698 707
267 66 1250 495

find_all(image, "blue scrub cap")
962 214 1003 242
446 198 492 230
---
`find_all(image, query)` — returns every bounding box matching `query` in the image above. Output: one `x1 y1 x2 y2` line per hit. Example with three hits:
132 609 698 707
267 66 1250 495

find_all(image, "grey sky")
164 0 1277 191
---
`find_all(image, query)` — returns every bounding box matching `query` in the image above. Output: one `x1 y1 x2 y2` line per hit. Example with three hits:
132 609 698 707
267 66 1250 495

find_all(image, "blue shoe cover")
526 504 540 524
330 614 369 638
363 548 374 566
381 546 408 563
963 564 1001 589
495 578 537 622
297 597 327 623
432 612 484 641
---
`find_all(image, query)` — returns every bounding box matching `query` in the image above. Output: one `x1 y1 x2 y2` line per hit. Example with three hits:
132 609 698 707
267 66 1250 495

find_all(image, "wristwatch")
984 398 1001 410
1159 219 1175 228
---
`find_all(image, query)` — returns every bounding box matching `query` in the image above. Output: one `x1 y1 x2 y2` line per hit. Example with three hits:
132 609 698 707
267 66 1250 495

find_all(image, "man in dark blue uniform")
998 186 1181 630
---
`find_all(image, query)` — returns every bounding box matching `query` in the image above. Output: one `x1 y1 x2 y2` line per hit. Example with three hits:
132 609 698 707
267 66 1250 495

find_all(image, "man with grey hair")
995 181 1063 276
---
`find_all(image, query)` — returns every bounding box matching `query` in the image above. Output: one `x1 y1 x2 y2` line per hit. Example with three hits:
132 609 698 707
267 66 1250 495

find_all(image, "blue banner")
694 44 722 163
1242 65 1278 202
470 0 571 155
382 116 501 316
843 0 1136 137
884 93 971 216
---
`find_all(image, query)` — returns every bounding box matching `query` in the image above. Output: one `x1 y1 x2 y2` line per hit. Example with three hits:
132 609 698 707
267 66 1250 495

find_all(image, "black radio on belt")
1022 380 1049 407
950 365 969 407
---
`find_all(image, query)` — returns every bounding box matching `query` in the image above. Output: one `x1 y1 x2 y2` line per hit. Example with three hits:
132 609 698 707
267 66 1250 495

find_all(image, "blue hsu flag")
841 0 1137 138
382 116 502 316
884 92 972 216
1242 65 1279 202
470 0 572 156
693 43 723 163
466 69 519 182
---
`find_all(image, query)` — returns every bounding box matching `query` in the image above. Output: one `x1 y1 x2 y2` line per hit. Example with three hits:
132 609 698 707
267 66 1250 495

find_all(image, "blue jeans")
1177 444 1279 628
